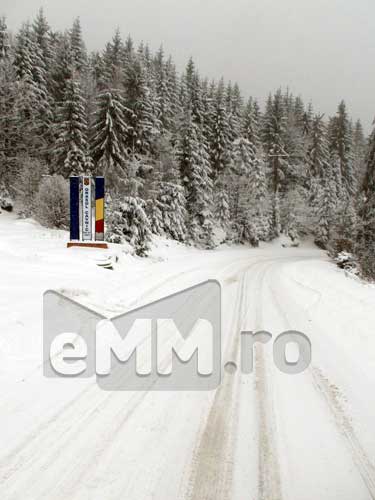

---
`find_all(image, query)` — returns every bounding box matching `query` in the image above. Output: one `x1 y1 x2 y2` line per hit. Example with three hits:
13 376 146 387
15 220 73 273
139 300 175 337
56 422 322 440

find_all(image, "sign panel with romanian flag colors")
95 177 105 241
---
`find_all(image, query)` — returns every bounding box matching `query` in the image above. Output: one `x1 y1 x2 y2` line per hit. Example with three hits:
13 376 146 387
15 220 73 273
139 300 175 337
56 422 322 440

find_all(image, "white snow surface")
0 211 375 500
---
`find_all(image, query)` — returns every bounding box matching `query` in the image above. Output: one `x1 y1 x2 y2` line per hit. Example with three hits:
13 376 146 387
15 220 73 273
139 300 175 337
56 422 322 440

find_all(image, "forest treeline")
0 10 374 276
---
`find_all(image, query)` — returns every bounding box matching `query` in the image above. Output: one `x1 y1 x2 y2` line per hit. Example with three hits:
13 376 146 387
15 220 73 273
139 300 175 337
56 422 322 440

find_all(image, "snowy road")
0 213 375 499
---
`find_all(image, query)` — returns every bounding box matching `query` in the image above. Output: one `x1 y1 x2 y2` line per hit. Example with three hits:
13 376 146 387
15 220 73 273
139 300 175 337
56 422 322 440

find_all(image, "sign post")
67 176 108 249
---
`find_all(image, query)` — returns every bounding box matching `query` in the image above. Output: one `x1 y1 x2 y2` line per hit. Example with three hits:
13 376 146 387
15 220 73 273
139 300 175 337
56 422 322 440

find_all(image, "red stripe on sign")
96 219 104 233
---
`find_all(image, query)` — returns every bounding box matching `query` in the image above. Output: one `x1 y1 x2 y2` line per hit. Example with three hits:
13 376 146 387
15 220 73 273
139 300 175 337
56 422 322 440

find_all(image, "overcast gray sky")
2 0 375 133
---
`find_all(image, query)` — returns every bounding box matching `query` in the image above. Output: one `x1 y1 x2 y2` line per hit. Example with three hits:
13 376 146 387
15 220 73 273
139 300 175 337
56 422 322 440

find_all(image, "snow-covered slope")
0 211 374 500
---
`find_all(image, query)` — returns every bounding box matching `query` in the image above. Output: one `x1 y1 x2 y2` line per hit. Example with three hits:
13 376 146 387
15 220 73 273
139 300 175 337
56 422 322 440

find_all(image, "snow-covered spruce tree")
262 90 290 195
214 179 231 232
209 79 232 181
13 21 52 158
153 48 180 134
50 32 74 103
54 77 88 176
0 16 10 60
230 137 252 240
232 101 270 244
329 101 356 196
123 54 161 156
90 88 129 188
280 187 310 241
226 82 243 144
314 176 337 248
156 182 187 241
330 198 358 254
107 196 152 256
101 29 125 86
145 136 187 241
306 114 332 206
353 119 367 185
32 8 54 88
282 91 306 188
307 115 330 179
243 97 261 148
64 147 93 177
271 192 281 238
70 18 87 73
356 122 375 278
181 58 205 126
0 32 18 187
147 197 164 236
178 109 214 247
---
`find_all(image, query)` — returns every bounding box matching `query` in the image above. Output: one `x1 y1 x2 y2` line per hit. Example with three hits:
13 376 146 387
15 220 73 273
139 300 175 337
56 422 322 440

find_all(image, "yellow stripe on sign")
96 198 104 220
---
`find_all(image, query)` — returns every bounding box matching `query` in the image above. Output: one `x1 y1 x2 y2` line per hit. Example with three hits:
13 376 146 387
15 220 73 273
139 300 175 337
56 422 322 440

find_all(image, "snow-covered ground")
0 210 375 500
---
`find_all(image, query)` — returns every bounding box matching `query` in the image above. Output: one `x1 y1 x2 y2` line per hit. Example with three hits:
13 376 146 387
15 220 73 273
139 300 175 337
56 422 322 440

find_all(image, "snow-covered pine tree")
91 88 129 187
54 77 88 176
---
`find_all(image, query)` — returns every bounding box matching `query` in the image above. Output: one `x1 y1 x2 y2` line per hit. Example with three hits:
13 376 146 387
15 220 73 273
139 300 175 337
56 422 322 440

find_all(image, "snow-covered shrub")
0 183 13 212
15 156 47 217
334 251 359 276
35 175 69 229
107 196 152 256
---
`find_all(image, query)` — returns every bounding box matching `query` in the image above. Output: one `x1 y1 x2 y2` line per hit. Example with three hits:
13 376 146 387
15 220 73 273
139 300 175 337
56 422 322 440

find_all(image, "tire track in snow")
186 260 259 500
267 259 375 500
254 260 284 500
311 367 375 499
